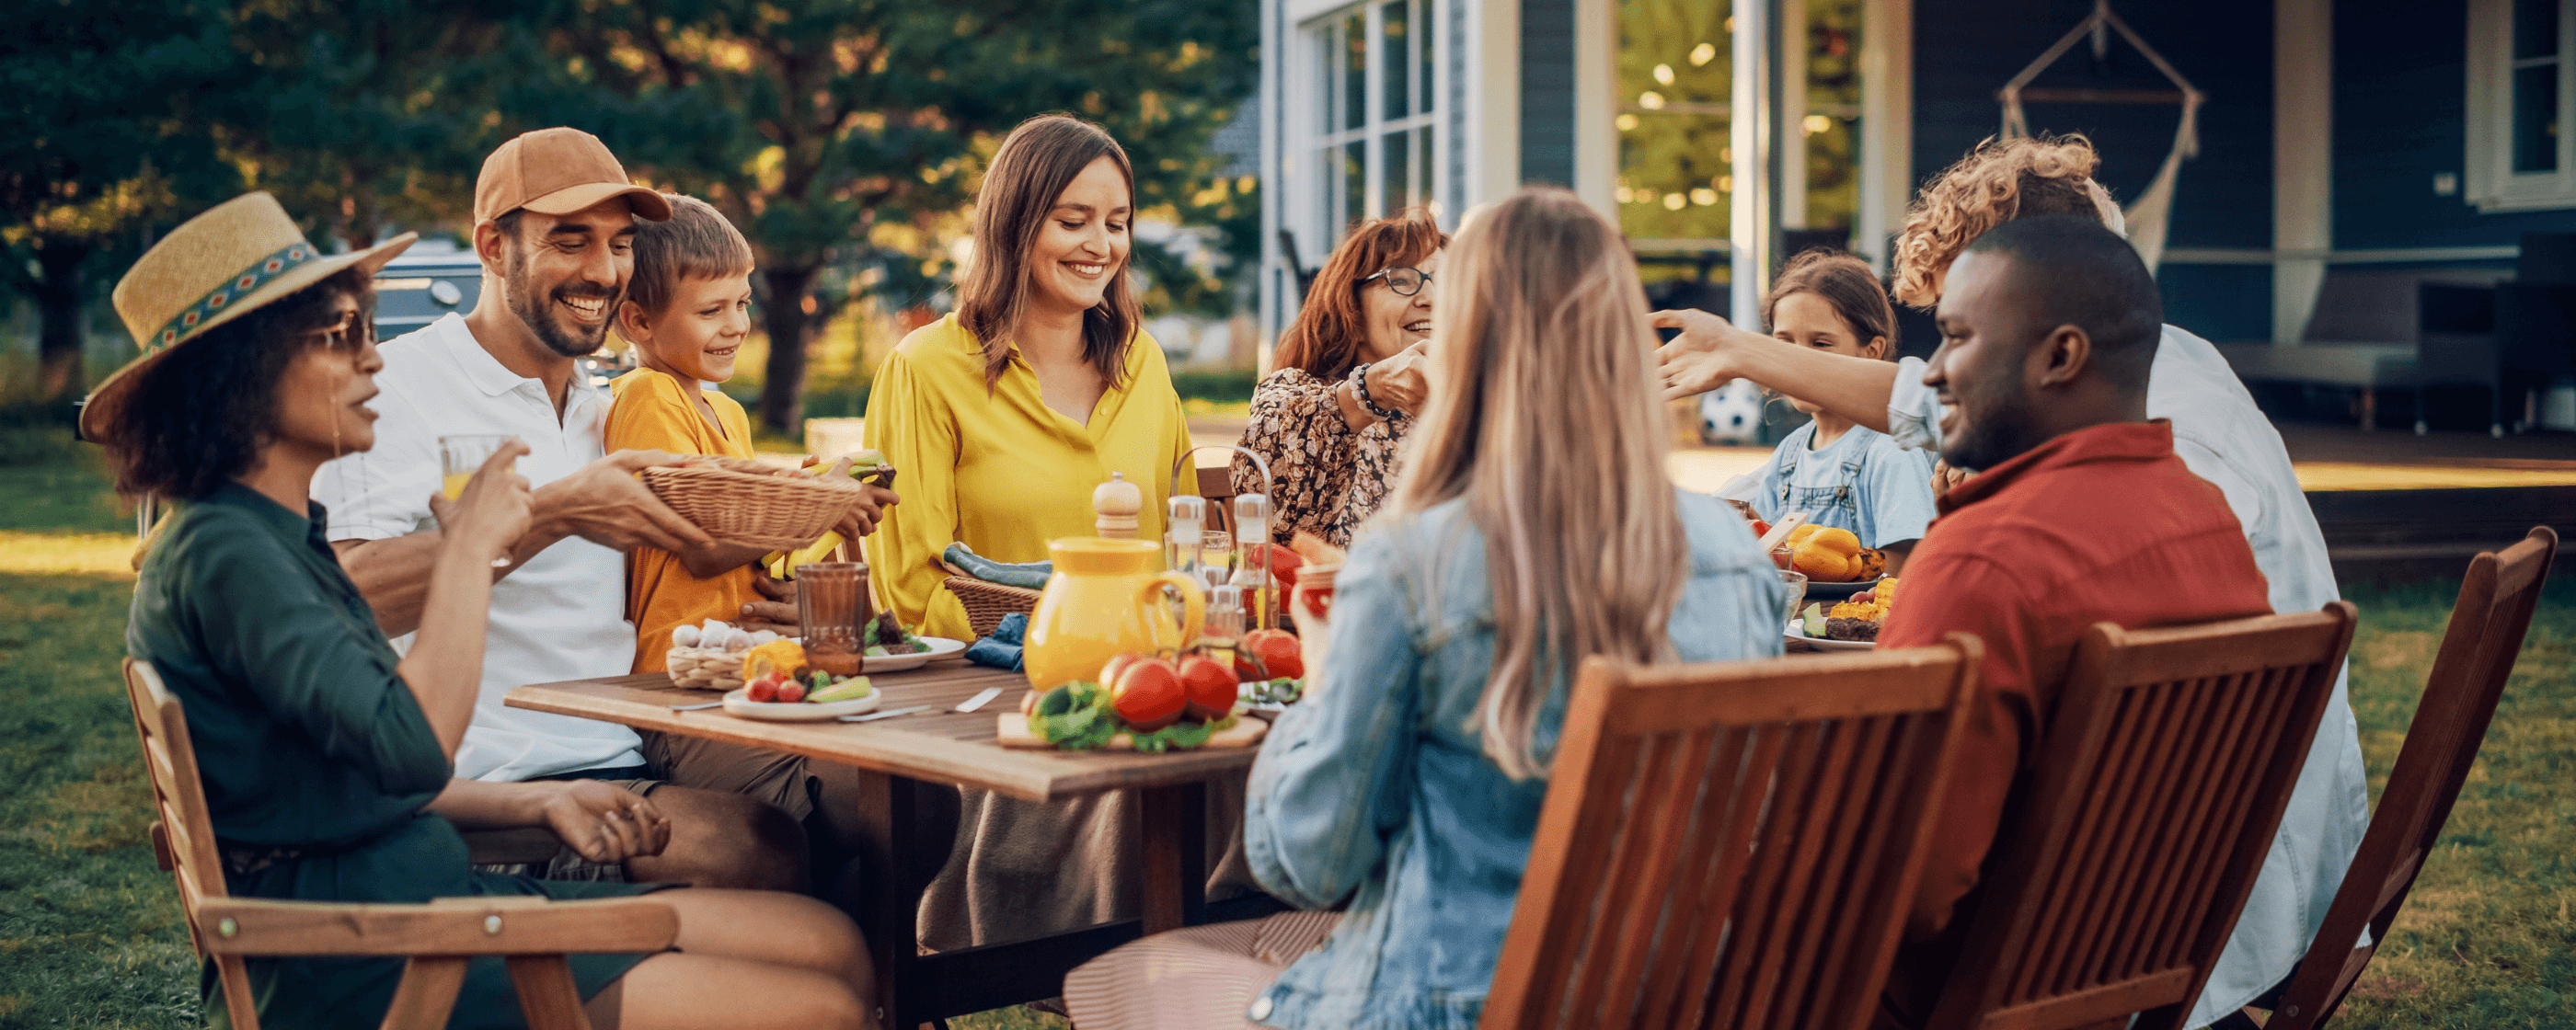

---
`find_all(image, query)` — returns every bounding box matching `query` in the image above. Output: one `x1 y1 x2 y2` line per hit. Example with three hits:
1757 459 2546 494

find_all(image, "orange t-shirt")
605 369 759 672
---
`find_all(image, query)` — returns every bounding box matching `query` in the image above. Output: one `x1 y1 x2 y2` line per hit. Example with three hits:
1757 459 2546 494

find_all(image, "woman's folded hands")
538 779 673 864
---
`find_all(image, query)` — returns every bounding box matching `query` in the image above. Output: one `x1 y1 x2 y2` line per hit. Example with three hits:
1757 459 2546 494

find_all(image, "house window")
1305 0 1439 245
2468 0 2576 210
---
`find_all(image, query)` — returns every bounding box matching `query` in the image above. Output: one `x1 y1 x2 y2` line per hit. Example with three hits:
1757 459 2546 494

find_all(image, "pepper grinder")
1092 472 1143 540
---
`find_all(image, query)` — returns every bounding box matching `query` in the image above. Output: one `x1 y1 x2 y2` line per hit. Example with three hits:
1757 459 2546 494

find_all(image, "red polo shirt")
1878 420 2271 961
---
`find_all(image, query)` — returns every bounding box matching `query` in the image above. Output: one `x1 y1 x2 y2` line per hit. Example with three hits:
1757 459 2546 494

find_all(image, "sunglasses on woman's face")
1360 266 1432 297
299 311 375 352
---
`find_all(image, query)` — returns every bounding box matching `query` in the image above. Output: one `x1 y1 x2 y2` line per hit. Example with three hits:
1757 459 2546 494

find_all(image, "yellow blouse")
863 314 1195 640
605 368 757 672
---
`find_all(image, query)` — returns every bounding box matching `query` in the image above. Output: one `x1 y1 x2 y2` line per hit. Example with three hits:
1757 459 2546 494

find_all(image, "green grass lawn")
0 443 2564 1028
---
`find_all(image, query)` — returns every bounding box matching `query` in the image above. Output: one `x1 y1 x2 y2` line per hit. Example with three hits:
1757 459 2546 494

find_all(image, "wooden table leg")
1139 781 1209 935
845 770 949 1030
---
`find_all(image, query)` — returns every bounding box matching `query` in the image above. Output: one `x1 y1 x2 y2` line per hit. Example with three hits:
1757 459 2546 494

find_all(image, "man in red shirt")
1874 216 2273 1026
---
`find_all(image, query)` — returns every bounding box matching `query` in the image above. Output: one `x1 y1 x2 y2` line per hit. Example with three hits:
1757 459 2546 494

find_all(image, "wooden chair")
2263 526 2558 1030
1921 603 2361 1030
124 659 680 1030
1483 635 1985 1030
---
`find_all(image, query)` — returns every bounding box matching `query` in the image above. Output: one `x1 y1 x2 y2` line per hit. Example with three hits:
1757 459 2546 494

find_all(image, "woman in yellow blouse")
865 116 1192 642
863 115 1210 952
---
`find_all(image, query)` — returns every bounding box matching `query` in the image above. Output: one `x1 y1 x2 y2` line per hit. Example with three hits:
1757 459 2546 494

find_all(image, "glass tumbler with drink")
437 434 523 568
439 434 520 499
797 562 873 677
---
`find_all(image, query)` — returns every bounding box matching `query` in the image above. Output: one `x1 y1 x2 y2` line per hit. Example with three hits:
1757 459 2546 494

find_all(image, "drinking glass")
1198 531 1235 592
437 434 523 567
797 562 872 676
439 434 519 500
1777 570 1810 628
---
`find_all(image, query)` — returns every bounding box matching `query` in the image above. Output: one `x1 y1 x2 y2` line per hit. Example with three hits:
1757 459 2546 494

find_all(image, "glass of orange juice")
438 434 520 499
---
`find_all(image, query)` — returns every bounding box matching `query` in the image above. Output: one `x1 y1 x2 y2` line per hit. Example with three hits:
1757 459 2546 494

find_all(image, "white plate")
721 686 882 721
1785 621 1878 651
862 635 969 673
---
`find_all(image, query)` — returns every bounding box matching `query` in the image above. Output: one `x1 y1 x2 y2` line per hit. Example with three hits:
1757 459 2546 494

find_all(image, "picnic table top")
504 658 1259 803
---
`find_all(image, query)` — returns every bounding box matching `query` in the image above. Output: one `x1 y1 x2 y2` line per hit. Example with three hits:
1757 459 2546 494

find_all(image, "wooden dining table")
505 658 1273 1027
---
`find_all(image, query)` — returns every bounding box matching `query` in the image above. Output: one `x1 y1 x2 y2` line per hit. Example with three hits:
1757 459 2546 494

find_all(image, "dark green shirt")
128 482 652 1029
129 482 451 853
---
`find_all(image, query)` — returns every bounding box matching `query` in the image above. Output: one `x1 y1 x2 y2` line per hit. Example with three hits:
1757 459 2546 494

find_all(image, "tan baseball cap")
473 127 673 224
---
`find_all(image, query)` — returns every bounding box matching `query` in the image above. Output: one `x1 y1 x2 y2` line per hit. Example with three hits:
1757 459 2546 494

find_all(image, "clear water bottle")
1230 493 1273 631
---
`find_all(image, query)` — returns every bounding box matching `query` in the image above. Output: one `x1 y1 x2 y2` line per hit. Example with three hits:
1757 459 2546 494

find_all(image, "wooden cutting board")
995 712 1270 750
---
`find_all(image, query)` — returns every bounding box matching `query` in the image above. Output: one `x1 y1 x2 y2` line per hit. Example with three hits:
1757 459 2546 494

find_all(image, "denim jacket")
1241 490 1788 1029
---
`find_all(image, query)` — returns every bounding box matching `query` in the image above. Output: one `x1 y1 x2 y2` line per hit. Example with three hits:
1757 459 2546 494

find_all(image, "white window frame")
1290 0 1446 255
2467 0 2576 212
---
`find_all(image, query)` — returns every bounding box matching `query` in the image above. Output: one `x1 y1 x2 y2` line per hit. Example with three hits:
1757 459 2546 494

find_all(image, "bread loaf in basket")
641 455 863 550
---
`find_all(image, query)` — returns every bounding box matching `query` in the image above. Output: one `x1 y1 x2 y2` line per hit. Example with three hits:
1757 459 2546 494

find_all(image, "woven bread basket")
940 559 1041 639
642 455 862 550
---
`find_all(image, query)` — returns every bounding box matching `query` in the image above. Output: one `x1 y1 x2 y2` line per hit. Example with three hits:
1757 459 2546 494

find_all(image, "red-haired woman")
1234 213 1445 545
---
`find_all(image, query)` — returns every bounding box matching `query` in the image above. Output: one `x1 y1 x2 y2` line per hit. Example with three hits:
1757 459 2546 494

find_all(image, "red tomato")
776 680 808 704
1266 544 1304 588
1751 520 1772 538
1110 658 1187 731
1177 654 1237 721
1098 653 1148 688
1240 628 1303 681
746 675 780 703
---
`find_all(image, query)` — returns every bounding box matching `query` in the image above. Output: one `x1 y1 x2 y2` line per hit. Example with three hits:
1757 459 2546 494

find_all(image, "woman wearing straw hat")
92 193 876 1028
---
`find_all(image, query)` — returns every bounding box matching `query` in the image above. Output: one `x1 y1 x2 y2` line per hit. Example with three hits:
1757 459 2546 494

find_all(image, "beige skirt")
1063 910 1344 1029
916 771 1258 952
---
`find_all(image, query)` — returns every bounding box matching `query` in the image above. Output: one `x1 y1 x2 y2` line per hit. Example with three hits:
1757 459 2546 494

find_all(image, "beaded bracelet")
1349 361 1402 422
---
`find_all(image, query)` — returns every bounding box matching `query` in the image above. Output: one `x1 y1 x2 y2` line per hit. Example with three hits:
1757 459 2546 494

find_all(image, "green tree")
0 0 244 410
224 0 549 248
531 0 1259 433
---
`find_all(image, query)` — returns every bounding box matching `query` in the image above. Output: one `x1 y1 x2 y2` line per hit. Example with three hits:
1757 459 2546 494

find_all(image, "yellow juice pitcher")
1023 538 1206 691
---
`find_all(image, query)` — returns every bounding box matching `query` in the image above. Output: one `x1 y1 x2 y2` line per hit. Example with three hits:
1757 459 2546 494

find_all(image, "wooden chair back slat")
1922 604 2358 1030
123 659 262 1030
1647 727 1767 1029
2268 526 2558 1030
1483 636 1985 1030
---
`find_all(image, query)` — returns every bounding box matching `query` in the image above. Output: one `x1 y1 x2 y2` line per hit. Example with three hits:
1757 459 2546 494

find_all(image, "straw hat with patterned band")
82 192 418 441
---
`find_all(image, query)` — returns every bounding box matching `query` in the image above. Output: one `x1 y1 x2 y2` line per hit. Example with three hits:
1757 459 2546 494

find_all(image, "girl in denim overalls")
1750 250 1939 575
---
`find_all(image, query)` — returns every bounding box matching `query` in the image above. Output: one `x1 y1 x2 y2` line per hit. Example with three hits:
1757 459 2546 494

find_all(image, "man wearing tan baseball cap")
316 129 811 890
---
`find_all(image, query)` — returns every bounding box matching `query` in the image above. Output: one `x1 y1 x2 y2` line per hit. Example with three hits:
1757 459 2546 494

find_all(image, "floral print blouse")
1232 366 1411 547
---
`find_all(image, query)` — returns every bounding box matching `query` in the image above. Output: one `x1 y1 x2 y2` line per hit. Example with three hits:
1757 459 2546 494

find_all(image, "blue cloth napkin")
943 543 1053 589
966 612 1031 671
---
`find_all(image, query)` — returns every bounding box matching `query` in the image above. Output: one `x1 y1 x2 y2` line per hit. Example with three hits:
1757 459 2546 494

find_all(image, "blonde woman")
1061 189 1786 1029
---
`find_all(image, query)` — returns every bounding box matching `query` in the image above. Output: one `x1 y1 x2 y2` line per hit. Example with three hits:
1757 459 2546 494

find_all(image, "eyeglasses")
298 311 375 352
1360 266 1433 296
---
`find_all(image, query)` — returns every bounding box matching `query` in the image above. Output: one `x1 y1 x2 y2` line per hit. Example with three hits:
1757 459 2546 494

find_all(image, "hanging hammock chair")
1996 0 2205 272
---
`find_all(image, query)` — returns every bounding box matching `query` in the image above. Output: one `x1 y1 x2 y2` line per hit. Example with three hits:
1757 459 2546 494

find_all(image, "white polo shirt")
314 313 644 782
1888 324 2370 1026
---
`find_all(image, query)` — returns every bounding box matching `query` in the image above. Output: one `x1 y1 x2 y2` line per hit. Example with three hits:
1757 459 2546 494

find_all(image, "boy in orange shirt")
606 194 891 671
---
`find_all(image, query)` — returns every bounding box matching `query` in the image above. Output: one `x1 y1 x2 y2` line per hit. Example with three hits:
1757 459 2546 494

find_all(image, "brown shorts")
468 735 818 882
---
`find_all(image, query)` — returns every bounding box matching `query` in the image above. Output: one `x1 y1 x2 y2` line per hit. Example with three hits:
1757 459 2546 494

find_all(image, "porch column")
2274 0 2332 344
1731 0 1787 325
1857 0 1913 275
